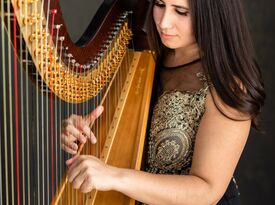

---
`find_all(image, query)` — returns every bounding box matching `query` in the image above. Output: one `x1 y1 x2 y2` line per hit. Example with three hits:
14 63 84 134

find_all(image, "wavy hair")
146 0 266 129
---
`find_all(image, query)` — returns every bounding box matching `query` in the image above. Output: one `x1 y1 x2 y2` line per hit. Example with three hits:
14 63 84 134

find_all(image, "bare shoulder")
189 87 251 202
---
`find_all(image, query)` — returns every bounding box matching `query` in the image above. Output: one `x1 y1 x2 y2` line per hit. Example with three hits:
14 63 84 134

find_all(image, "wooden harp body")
0 0 155 204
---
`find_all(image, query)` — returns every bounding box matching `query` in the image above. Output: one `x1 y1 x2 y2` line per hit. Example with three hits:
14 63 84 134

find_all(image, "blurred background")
236 0 275 204
44 0 275 204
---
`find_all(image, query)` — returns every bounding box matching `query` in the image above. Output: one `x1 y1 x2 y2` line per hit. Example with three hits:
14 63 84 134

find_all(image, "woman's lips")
160 32 176 39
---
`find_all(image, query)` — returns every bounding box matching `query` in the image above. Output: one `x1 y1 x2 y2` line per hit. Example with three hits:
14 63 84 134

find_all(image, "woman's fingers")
82 106 104 143
60 106 104 154
67 156 85 182
84 106 104 126
61 143 77 155
79 175 94 193
67 155 113 192
61 133 78 154
65 123 87 144
67 156 95 192
82 125 97 144
71 167 88 190
61 133 77 146
61 136 77 155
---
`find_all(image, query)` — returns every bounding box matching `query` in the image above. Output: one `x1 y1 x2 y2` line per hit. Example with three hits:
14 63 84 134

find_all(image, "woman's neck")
164 44 200 67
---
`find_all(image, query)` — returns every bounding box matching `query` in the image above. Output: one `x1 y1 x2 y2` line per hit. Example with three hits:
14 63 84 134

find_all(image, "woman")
61 0 265 204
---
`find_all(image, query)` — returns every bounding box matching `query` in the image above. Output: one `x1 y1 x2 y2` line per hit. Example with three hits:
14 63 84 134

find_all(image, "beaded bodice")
146 63 209 175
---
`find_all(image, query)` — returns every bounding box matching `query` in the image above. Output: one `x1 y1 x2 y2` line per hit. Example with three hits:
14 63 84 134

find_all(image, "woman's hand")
66 155 119 193
60 106 104 154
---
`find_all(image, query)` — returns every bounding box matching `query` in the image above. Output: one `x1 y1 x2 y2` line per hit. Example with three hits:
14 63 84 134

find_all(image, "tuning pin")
55 24 63 30
59 36 65 41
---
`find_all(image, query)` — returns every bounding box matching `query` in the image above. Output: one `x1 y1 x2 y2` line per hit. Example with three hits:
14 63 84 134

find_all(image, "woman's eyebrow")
157 0 189 10
172 5 189 10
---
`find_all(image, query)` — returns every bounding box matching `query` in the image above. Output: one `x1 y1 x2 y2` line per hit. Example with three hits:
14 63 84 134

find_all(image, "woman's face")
153 0 196 50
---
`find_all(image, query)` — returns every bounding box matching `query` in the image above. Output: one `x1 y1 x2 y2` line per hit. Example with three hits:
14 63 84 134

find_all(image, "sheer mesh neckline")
158 67 208 95
162 58 201 70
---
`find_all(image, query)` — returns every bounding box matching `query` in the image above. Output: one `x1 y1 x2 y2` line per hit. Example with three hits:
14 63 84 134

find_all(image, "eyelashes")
154 1 189 16
176 11 189 16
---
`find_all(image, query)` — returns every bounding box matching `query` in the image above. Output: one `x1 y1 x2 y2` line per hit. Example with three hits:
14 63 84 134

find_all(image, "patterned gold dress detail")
146 72 209 175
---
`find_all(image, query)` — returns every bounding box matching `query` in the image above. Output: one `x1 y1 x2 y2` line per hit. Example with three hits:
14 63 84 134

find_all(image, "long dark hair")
146 0 265 129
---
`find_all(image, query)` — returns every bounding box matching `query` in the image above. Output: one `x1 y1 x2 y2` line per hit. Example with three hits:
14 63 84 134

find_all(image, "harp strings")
63 19 133 204
37 0 42 203
23 0 31 203
49 6 56 205
56 18 64 205
0 1 9 204
9 1 16 204
24 0 31 202
1 0 133 204
18 1 26 204
42 0 47 203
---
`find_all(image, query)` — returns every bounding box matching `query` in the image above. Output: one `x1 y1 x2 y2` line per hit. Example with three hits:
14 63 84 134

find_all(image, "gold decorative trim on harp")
1 0 154 204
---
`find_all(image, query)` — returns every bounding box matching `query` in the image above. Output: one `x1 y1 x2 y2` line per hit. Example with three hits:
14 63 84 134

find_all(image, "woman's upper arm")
189 89 251 201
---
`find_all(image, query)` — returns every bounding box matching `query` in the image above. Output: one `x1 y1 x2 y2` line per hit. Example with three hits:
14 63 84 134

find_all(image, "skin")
61 106 103 155
61 0 251 204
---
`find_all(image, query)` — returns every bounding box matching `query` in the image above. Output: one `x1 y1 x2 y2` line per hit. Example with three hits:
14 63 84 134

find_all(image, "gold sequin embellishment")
147 86 208 175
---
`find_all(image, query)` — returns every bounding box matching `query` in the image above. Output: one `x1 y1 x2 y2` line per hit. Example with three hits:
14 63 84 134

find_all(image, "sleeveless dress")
142 63 241 205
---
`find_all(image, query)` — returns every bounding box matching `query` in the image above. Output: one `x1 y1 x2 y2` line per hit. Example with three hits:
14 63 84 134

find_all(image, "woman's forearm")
112 168 217 205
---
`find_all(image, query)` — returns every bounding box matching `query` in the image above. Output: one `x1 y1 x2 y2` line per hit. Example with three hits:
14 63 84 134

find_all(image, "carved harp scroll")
0 0 155 204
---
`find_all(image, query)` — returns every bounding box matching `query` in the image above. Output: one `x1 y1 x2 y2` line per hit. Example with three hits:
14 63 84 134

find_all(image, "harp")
0 0 155 204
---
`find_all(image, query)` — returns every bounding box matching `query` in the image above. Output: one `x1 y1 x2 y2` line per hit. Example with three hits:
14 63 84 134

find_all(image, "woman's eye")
176 10 189 16
154 1 165 8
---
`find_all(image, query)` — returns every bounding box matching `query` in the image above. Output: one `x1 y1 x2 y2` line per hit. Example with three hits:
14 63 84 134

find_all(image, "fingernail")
97 106 103 114
90 133 97 144
66 159 71 166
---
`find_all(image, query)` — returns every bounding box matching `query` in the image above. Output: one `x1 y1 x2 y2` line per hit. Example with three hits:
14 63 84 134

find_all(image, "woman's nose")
159 11 173 29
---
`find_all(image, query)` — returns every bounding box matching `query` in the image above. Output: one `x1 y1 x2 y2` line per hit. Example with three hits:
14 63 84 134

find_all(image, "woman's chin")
161 41 177 49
